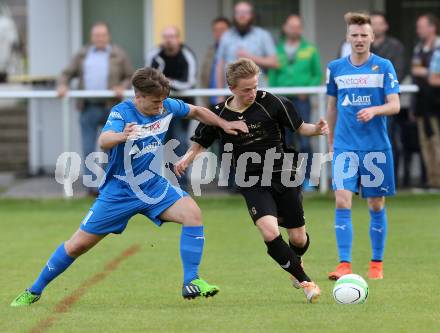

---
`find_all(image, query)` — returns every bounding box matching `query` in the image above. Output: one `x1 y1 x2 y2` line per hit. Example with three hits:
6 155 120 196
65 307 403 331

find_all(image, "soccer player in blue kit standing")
326 12 400 280
11 67 248 306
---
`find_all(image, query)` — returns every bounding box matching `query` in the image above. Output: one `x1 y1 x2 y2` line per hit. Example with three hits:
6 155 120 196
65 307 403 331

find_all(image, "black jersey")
191 90 303 177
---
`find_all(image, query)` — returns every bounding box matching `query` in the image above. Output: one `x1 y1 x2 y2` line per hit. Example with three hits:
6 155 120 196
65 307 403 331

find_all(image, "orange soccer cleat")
299 281 321 303
368 261 383 279
328 262 352 280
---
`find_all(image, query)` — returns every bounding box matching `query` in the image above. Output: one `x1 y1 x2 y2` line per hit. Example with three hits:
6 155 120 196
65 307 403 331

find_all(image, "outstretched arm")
297 118 329 137
187 104 248 135
174 142 207 177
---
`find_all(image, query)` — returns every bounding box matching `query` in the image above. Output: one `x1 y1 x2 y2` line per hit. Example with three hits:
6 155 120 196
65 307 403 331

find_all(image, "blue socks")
369 208 388 261
335 208 353 262
29 243 75 295
180 225 204 284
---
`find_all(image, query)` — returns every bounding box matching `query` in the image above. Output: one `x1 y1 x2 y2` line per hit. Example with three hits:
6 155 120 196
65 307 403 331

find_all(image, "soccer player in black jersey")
174 58 328 303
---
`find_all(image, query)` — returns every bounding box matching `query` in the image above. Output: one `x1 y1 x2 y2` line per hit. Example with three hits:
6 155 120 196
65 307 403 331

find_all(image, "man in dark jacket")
146 26 198 190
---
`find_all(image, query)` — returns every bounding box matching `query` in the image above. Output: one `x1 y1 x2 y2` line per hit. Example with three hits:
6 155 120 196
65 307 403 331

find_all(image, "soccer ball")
332 274 369 304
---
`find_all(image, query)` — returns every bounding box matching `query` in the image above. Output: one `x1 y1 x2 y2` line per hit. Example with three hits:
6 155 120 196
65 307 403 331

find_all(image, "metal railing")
0 85 419 195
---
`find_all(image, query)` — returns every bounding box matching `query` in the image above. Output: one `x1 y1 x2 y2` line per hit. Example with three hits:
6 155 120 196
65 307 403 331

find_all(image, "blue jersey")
326 54 400 151
99 98 189 199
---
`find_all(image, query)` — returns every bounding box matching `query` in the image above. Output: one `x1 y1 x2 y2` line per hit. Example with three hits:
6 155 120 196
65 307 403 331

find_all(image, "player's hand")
357 108 376 122
174 151 194 177
122 122 140 141
316 117 329 135
222 120 249 135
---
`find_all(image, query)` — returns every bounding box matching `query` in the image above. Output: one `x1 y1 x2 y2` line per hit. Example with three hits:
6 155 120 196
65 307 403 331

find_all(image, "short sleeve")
384 60 400 96
274 95 303 131
326 65 337 97
102 108 125 133
163 98 190 118
430 50 440 74
190 122 220 148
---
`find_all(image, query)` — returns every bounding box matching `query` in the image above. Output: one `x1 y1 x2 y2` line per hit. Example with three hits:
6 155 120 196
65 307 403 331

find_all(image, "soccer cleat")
300 281 321 303
328 262 352 280
182 278 219 300
10 289 41 307
368 261 383 280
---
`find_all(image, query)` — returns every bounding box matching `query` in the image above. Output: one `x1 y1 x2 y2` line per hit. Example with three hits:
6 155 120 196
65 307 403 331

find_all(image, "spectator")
57 22 133 196
411 14 440 189
146 26 198 190
371 12 407 80
370 11 407 187
268 14 322 190
215 1 278 90
200 17 231 108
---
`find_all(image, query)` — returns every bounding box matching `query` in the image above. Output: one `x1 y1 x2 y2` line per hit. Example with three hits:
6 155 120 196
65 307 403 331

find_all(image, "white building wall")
27 0 82 174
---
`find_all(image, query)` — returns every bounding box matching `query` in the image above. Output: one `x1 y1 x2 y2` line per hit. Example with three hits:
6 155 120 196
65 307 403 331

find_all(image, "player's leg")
256 216 320 303
256 216 309 280
11 229 105 307
367 196 387 279
360 148 396 279
327 189 354 280
328 150 360 280
276 185 310 258
159 196 219 299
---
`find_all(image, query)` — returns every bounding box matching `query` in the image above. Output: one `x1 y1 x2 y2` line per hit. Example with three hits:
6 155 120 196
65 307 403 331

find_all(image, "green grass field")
1 194 439 333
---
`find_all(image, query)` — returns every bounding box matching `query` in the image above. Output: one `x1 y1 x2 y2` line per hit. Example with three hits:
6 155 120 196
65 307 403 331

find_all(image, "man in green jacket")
269 15 322 190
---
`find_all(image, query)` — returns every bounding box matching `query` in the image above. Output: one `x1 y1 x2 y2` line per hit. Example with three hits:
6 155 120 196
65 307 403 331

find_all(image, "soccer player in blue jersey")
11 67 248 306
326 12 400 280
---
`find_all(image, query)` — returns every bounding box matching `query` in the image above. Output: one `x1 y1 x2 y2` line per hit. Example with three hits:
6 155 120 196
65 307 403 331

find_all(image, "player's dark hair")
418 13 439 34
131 67 170 97
212 16 231 27
344 12 371 26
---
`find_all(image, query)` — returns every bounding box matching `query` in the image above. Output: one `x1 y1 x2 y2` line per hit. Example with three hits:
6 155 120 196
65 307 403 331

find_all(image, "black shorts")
239 175 305 229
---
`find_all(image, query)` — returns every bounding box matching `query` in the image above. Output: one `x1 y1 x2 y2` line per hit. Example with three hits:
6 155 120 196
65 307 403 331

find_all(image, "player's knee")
65 239 93 257
261 229 279 242
335 195 351 209
183 204 203 226
289 232 307 247
368 197 385 212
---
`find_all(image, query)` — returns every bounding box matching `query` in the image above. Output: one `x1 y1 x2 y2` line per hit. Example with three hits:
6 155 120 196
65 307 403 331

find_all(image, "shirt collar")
90 44 111 53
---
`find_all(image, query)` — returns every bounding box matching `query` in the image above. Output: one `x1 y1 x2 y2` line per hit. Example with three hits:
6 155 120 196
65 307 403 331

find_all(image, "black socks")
265 235 310 282
289 232 310 258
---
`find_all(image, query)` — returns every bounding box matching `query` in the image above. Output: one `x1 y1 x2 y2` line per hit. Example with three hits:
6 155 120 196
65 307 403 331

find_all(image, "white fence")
0 85 419 195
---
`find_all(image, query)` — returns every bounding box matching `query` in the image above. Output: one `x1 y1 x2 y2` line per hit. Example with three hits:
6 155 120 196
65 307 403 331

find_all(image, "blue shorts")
80 181 188 235
332 149 395 198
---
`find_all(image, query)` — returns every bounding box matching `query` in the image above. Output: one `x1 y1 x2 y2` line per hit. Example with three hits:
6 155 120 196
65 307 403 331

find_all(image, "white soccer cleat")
300 281 321 303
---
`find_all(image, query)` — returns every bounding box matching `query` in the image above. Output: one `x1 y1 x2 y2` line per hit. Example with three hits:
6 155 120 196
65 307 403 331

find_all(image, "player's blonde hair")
344 12 371 26
225 58 260 87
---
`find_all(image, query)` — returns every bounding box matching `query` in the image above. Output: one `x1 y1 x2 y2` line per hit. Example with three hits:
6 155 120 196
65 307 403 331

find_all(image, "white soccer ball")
332 274 369 304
